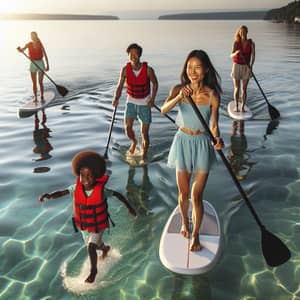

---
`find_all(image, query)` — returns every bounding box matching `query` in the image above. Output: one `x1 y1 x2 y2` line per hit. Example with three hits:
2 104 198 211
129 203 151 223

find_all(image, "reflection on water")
32 110 53 173
264 119 280 140
228 120 256 181
33 110 53 161
126 166 153 215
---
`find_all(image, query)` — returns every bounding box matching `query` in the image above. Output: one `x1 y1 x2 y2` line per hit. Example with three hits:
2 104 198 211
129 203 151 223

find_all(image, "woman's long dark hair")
180 50 222 96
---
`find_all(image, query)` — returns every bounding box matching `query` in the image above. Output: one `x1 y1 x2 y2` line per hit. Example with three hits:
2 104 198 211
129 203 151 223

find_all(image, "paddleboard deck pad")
227 101 253 120
18 90 56 113
159 200 222 275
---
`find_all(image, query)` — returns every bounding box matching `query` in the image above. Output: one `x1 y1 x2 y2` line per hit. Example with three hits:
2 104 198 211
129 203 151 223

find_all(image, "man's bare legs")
125 118 137 154
140 123 150 161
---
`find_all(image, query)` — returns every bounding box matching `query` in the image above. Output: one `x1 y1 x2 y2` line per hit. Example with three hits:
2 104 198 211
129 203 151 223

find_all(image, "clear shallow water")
0 20 300 300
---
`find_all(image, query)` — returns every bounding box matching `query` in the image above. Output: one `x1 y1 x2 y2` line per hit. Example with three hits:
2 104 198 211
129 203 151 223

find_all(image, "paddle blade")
268 104 280 120
261 227 291 267
56 85 69 97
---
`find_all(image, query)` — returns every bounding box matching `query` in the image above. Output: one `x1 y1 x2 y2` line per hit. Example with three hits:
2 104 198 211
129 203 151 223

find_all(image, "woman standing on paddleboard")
230 25 255 112
18 32 49 101
161 50 224 251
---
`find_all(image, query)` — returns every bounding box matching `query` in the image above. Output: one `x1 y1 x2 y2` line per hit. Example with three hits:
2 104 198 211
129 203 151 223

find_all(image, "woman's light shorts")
168 130 217 173
30 59 45 73
231 63 251 80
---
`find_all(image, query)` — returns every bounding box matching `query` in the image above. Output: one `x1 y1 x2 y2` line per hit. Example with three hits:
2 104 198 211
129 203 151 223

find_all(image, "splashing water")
61 248 122 295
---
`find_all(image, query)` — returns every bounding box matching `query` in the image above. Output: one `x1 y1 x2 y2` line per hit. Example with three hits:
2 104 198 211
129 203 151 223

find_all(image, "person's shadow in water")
32 110 53 173
126 165 153 216
228 120 256 181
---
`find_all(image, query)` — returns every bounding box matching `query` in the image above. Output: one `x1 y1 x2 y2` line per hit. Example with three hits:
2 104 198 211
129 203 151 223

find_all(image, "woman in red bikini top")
230 25 255 113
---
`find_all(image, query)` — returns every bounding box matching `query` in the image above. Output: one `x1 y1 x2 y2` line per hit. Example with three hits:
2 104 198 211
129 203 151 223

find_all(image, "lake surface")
0 20 300 300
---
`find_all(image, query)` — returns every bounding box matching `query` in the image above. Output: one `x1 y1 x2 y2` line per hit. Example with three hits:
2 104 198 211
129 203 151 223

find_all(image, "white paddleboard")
18 90 56 113
159 200 222 275
227 101 253 120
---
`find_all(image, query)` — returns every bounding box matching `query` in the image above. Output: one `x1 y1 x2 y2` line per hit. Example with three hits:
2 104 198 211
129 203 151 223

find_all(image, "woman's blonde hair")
234 25 248 43
31 31 40 43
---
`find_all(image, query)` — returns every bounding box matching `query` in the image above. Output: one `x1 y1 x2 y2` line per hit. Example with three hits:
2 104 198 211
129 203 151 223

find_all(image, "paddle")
186 94 290 267
153 104 176 124
17 49 68 97
104 105 118 159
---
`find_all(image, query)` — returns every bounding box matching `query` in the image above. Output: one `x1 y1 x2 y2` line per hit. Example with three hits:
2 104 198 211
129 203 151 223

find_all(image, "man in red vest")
113 43 158 163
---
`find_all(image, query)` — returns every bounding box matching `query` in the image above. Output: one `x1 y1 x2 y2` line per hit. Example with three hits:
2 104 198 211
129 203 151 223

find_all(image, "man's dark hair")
126 43 143 57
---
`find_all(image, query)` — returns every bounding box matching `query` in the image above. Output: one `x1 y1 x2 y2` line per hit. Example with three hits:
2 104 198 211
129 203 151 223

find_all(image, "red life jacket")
73 175 110 232
28 41 43 60
233 39 252 65
126 62 150 99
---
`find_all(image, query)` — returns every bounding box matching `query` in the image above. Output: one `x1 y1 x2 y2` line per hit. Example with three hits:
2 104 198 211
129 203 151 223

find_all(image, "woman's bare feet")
180 218 190 238
241 106 246 112
190 235 202 252
99 245 110 260
234 105 239 112
85 269 97 283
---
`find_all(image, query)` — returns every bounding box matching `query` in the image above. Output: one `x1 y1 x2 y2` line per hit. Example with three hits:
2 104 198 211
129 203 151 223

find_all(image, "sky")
0 0 290 15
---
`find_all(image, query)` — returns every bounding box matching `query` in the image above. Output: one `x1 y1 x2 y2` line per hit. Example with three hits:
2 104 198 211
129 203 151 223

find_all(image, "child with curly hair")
39 150 137 283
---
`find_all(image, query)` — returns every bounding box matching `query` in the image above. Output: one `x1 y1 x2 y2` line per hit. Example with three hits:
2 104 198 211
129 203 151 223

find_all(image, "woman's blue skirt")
168 130 217 173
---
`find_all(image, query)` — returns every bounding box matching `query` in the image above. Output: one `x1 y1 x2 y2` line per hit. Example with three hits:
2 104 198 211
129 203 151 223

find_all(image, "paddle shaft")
247 67 270 105
104 105 118 159
153 104 176 124
187 96 264 228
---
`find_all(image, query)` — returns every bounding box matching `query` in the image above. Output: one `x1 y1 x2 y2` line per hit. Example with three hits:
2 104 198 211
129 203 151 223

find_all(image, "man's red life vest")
28 41 43 60
126 62 150 99
73 175 110 233
233 39 252 65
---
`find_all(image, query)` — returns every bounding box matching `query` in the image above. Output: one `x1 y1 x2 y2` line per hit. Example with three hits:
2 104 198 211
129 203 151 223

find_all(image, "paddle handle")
104 105 118 159
187 96 264 229
153 104 176 124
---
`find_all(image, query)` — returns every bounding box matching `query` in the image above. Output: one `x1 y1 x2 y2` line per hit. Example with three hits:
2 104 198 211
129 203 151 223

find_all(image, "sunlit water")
0 20 300 300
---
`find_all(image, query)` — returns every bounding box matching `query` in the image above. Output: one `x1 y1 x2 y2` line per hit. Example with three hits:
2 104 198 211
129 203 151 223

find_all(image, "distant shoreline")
0 13 119 20
158 11 267 20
